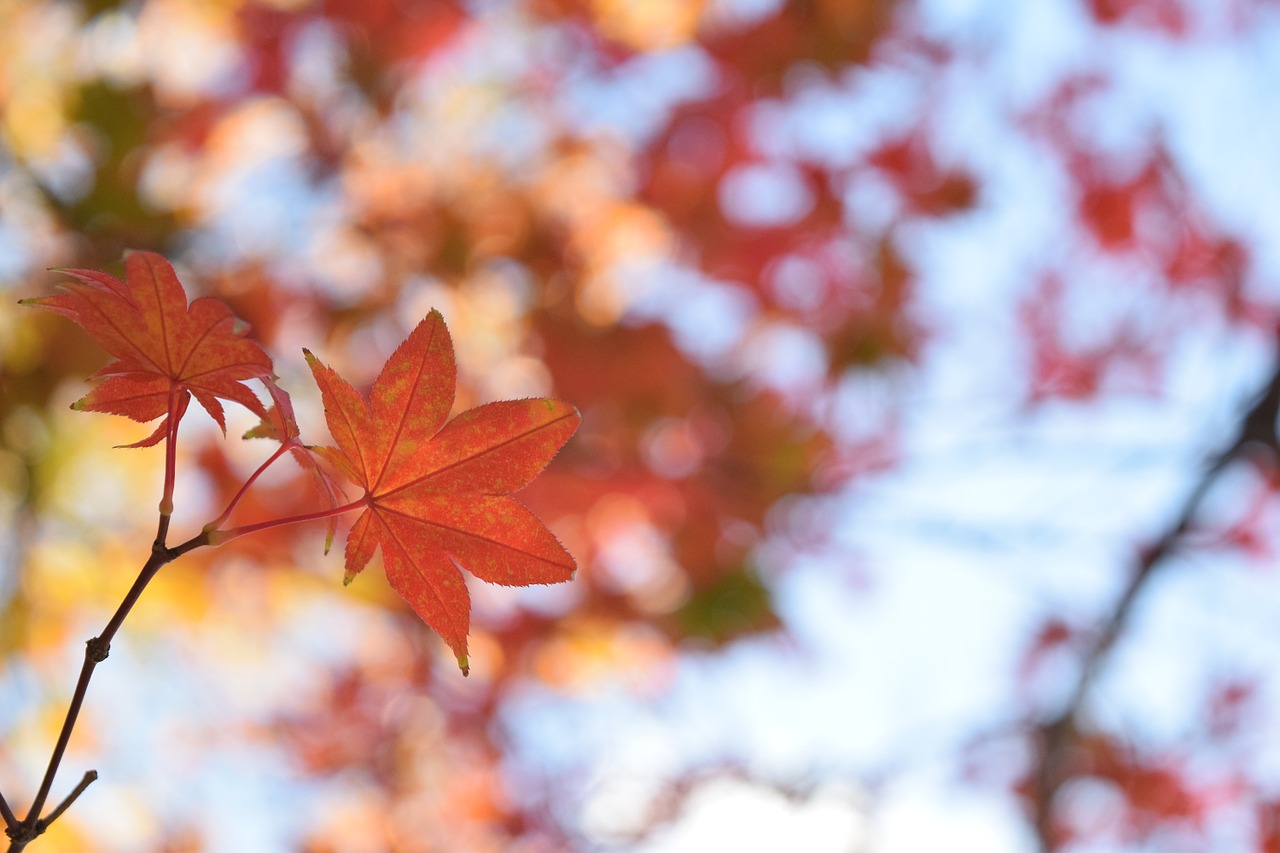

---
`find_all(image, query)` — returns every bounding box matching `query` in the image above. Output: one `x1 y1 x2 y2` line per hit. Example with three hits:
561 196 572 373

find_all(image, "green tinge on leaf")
342 570 356 586
457 654 470 677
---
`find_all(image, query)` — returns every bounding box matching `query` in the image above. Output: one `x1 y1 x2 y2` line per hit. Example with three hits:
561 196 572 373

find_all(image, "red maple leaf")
22 251 273 446
304 311 580 673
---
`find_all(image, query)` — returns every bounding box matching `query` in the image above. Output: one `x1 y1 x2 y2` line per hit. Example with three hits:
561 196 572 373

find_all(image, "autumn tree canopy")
1 1 1279 850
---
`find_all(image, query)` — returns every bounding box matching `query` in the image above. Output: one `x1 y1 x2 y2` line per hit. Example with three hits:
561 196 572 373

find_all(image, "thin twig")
39 771 96 830
5 769 100 852
0 789 15 830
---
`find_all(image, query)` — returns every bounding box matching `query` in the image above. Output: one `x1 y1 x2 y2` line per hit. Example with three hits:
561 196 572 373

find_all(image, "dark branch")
1031 357 1280 849
3 772 96 852
39 771 97 831
7 538 175 853
23 552 166 825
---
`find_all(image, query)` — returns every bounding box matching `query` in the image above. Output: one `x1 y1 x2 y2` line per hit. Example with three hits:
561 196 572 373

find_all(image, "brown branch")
4 523 209 852
39 771 97 831
1031 357 1280 849
0 790 15 831
5 772 98 853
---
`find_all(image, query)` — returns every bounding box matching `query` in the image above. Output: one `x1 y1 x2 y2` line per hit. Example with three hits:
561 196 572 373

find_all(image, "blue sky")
493 2 1280 850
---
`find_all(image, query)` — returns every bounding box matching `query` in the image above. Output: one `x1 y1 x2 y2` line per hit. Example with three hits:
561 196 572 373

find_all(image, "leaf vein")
379 410 577 501
376 502 573 569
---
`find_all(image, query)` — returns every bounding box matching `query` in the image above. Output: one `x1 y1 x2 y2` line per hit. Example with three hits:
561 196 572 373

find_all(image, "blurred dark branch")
1032 356 1280 849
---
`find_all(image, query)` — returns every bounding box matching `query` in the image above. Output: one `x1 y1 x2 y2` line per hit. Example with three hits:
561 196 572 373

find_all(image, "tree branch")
4 771 97 853
1031 357 1280 849
6 516 183 853
39 771 97 831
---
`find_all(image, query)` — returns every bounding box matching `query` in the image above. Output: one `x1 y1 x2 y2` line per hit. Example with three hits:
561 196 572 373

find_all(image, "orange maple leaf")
304 310 580 673
22 251 272 446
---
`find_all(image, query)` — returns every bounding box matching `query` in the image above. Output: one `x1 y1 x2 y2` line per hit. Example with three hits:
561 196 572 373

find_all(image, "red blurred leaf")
1204 680 1255 740
701 0 894 89
22 251 273 442
1017 618 1077 686
1079 177 1142 250
306 310 580 672
1261 800 1280 853
1018 273 1161 402
323 0 464 66
867 130 978 216
1047 734 1233 847
1089 0 1188 36
235 2 295 94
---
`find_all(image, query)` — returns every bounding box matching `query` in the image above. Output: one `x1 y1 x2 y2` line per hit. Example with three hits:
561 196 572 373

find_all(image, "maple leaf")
22 251 272 446
305 311 580 674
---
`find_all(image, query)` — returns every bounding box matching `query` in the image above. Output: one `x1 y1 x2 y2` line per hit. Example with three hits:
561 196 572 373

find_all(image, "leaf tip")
342 571 355 587
457 654 470 677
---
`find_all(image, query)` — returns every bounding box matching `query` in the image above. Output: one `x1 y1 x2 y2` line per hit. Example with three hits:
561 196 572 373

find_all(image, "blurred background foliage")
1 0 1278 851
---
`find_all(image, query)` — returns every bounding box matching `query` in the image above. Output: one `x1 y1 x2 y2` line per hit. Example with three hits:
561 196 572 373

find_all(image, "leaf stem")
210 497 367 545
158 392 186 517
204 443 291 532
